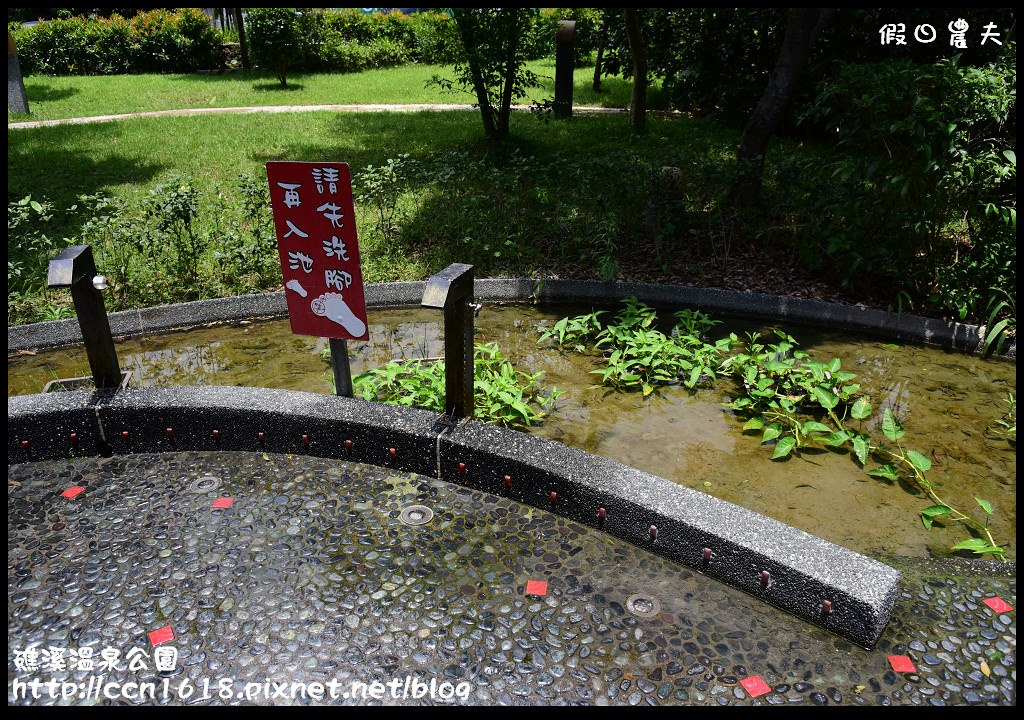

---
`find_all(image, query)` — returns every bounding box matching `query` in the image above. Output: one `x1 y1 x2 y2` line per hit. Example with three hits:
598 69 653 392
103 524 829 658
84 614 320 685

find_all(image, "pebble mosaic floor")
7 451 1016 706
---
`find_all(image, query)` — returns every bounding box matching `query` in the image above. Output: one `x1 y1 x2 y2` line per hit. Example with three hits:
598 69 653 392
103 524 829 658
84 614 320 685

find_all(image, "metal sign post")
266 161 370 397
329 338 353 397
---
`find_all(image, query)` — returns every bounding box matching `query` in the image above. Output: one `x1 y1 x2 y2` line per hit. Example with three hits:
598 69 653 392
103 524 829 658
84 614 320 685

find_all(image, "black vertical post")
421 263 475 419
554 20 576 119
47 246 122 390
330 337 353 397
8 31 29 115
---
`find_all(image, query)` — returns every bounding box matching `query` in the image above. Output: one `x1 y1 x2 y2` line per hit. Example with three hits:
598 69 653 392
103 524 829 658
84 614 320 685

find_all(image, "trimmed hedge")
12 9 223 75
12 8 603 78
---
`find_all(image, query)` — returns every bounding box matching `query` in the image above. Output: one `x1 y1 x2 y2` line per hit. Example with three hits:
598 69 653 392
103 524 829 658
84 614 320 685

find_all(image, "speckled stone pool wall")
8 279 1014 357
9 386 901 648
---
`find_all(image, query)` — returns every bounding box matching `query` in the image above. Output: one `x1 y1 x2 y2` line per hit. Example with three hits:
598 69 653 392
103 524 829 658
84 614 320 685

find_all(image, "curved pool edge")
7 278 1016 359
9 385 900 649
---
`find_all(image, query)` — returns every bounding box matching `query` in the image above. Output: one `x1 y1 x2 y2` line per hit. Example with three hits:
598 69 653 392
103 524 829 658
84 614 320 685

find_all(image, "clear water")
8 304 1016 560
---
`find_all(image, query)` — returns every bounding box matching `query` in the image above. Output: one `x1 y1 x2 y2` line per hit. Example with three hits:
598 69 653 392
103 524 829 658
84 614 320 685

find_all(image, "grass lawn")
8 109 753 323
8 59 667 122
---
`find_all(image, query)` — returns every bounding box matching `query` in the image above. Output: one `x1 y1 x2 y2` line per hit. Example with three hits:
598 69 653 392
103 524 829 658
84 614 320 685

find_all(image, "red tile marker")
983 597 1013 614
888 655 917 673
211 497 234 509
740 675 771 698
525 580 548 597
61 486 85 499
149 626 174 646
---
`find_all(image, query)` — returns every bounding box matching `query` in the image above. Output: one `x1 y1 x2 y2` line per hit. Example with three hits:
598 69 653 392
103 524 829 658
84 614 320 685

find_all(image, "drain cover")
626 593 661 619
187 475 221 494
399 505 434 526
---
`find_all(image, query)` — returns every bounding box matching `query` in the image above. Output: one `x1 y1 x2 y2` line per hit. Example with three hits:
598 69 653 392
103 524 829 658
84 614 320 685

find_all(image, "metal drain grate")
186 475 221 493
399 504 434 526
626 593 661 619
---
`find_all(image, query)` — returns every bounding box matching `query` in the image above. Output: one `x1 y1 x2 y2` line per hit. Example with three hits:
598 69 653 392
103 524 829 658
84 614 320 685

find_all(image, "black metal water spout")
421 263 475 419
47 245 123 390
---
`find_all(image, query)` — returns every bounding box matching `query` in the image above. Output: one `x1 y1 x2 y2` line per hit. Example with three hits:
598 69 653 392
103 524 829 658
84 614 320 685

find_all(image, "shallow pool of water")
8 304 1016 560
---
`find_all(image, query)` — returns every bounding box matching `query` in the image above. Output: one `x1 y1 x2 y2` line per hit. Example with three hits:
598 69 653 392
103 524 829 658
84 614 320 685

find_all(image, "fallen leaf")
980 660 991 677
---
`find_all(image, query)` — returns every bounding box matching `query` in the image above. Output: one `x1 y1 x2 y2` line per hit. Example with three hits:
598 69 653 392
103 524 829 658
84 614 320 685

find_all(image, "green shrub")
406 11 459 64
13 9 222 75
246 7 299 86
799 50 1016 318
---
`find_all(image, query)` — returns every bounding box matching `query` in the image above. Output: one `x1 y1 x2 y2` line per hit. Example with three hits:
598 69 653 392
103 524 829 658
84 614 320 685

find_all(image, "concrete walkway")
7 104 661 130
7 450 1016 706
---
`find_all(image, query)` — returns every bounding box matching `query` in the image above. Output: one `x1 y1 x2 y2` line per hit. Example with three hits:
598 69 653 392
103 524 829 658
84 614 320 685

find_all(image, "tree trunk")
623 9 647 134
454 10 497 139
234 8 250 70
592 13 608 92
497 9 521 137
731 8 834 206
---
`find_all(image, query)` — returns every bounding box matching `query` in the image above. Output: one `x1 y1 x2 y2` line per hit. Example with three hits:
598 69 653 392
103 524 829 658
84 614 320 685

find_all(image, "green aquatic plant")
541 299 1007 559
347 341 560 430
539 297 727 397
991 392 1016 443
981 287 1016 357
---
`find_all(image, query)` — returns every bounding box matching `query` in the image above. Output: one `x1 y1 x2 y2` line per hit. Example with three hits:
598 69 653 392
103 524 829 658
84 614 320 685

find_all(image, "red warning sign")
266 161 369 340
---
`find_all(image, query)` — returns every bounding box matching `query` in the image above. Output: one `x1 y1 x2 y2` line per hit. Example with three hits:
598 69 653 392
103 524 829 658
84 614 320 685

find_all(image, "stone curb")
8 386 901 648
9 279 1015 358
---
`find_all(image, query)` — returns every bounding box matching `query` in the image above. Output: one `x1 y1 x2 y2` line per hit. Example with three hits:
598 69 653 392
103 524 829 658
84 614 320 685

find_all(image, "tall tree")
234 8 250 70
445 9 538 140
592 11 610 92
623 9 648 134
731 8 834 205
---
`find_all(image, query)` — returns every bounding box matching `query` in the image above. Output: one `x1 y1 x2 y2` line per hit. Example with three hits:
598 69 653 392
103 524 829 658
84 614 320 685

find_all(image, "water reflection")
7 304 1016 559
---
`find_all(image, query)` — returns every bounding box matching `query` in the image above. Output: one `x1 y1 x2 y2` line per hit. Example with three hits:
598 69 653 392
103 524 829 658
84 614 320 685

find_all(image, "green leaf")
761 423 783 444
950 538 989 552
802 421 832 435
1003 149 1016 165
881 407 905 441
812 386 839 410
743 416 765 431
771 436 796 459
823 430 854 447
906 450 932 473
852 435 869 465
850 397 872 420
975 497 994 515
866 464 899 481
687 366 702 388
973 546 1006 555
920 504 952 518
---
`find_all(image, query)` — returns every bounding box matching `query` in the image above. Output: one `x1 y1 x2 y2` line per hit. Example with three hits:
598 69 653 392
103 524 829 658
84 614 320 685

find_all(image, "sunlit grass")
9 60 666 122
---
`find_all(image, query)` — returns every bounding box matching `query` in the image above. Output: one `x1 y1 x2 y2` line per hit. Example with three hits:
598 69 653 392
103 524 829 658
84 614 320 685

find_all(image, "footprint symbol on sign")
311 292 366 337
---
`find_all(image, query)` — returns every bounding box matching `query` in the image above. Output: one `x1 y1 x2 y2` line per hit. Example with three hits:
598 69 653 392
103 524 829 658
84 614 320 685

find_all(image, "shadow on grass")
8 123 167 237
529 72 669 110
252 82 306 92
24 83 80 103
267 111 682 278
